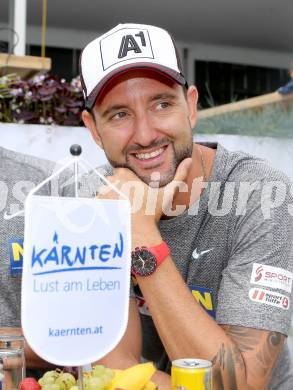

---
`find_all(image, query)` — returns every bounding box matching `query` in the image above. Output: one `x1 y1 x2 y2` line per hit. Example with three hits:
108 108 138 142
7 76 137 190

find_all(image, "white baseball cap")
80 23 187 109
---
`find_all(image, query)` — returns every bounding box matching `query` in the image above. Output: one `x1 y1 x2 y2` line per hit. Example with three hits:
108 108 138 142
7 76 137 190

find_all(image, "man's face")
84 70 197 187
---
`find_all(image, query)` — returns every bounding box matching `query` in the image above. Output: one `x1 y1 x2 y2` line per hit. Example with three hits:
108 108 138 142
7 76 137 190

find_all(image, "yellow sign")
190 286 215 318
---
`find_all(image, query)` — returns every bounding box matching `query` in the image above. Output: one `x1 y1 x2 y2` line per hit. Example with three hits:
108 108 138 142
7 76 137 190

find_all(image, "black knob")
70 144 82 156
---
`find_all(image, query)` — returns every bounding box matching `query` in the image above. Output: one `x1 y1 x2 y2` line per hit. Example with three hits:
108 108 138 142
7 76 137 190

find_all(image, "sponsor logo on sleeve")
7 239 24 275
249 287 290 310
189 286 215 318
250 263 293 293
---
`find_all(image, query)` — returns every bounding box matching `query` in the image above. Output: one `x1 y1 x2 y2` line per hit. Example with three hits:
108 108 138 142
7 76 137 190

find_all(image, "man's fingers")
160 158 192 216
173 158 193 183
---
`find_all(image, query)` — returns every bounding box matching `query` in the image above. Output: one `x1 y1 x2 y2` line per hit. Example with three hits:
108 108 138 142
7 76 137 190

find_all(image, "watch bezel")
131 246 157 276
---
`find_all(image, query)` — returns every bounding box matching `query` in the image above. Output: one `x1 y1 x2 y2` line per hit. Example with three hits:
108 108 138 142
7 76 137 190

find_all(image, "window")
0 41 8 53
28 45 81 81
194 61 289 109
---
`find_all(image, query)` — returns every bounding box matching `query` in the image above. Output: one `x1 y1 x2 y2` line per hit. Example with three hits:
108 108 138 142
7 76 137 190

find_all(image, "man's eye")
111 112 127 120
157 101 170 110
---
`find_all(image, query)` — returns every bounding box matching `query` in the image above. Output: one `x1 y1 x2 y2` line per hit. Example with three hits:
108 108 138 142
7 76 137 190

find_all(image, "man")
0 146 72 376
80 23 293 389
278 61 293 95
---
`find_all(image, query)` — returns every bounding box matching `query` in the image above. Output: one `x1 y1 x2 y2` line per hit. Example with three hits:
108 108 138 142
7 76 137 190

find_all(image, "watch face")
131 248 157 276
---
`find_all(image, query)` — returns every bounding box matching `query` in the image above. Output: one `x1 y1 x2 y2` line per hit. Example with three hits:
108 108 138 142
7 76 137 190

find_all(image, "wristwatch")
131 241 170 276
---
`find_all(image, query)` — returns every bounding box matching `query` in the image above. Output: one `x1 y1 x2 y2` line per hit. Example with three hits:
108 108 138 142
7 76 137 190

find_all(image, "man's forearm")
135 257 250 389
136 252 284 389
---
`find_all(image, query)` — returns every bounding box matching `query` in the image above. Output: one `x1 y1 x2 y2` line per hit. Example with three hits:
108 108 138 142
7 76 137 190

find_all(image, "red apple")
19 377 41 390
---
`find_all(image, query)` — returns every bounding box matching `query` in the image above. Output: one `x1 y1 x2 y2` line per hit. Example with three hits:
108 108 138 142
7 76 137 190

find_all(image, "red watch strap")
148 241 170 266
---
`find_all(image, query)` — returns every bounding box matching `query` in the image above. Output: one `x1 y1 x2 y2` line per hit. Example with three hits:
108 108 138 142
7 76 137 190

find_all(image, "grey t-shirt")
0 146 73 328
33 142 293 388
131 143 293 390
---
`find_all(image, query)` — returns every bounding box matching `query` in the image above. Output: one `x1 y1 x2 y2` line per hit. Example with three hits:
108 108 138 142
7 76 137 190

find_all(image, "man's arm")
214 325 285 389
135 248 284 390
97 297 171 389
97 298 142 368
95 162 288 389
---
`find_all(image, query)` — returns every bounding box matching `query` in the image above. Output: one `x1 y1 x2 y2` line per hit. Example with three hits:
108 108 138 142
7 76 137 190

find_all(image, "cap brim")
85 62 187 110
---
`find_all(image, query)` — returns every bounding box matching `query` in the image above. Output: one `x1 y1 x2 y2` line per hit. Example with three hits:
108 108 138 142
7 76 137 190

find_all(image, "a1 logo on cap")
100 28 154 71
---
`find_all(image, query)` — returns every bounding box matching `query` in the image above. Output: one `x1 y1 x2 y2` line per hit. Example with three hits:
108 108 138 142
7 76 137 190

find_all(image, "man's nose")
132 115 159 147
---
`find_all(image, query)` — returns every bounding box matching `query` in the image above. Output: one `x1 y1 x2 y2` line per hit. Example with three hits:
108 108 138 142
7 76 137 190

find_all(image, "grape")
83 372 91 388
39 369 61 387
42 385 60 390
55 372 76 389
63 366 78 380
92 365 106 377
42 376 57 385
38 365 115 390
90 365 114 388
43 370 61 380
87 376 104 390
103 368 114 383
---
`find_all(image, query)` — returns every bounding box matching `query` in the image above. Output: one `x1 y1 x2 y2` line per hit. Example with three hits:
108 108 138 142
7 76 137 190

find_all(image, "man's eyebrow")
148 93 178 102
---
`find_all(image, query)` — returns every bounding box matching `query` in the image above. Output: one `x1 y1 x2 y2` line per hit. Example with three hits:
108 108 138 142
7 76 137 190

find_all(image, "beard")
105 133 193 188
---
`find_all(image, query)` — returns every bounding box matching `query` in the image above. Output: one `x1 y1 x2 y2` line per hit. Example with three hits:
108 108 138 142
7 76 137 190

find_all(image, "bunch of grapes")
38 369 76 389
37 365 114 390
83 365 115 390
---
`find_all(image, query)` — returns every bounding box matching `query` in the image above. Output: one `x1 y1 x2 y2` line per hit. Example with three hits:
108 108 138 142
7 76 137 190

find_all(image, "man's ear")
186 86 198 129
82 109 103 149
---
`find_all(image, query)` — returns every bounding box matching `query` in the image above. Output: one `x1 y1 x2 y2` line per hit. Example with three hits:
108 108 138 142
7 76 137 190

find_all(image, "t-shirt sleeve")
56 165 113 198
216 174 293 336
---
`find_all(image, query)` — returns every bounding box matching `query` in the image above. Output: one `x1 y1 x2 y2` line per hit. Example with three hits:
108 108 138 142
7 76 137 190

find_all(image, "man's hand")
96 158 192 245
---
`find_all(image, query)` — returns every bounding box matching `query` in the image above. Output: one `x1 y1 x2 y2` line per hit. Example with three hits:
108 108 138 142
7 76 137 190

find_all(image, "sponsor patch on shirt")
7 239 23 275
249 287 290 310
189 286 215 318
250 263 293 293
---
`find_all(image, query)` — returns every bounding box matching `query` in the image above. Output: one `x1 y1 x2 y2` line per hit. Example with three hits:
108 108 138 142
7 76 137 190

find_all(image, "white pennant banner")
21 195 131 366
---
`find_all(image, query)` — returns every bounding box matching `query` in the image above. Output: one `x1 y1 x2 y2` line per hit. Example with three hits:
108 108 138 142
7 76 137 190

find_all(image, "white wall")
0 123 107 167
195 133 293 180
